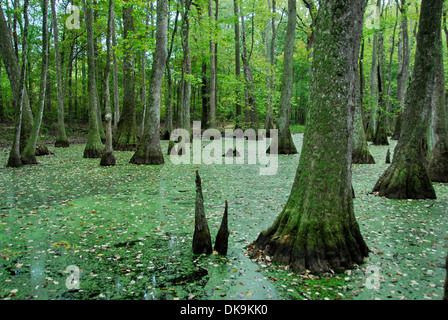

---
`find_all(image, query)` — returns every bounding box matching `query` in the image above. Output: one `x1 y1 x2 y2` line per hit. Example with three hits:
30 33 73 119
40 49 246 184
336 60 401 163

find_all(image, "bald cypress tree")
251 0 368 273
373 0 442 199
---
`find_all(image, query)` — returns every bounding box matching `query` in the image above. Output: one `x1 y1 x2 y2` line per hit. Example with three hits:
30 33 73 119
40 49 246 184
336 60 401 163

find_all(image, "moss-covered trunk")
83 0 104 159
51 0 69 148
427 25 448 182
352 65 375 164
251 0 368 273
22 0 49 165
130 0 167 165
113 1 138 151
274 0 297 154
373 0 442 199
100 0 116 167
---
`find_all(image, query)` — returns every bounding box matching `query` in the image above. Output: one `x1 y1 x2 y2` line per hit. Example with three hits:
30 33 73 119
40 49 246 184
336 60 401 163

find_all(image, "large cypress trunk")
427 24 448 182
129 0 167 165
251 0 368 273
373 0 441 200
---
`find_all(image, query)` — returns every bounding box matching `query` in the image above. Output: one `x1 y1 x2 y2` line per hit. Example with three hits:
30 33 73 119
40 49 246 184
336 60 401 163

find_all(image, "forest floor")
0 133 447 300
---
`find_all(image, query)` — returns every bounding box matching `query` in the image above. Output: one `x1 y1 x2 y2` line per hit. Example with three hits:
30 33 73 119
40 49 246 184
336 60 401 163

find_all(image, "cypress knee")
214 200 229 255
193 170 213 255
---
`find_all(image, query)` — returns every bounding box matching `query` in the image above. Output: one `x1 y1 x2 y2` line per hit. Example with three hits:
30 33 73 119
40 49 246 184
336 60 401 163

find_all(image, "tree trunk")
165 8 180 136
5 0 29 168
208 0 217 128
114 0 138 151
270 0 297 154
193 170 213 255
264 0 275 135
201 60 209 129
240 6 258 131
139 5 151 138
391 0 410 141
353 70 375 164
112 8 120 133
180 0 192 133
427 24 448 182
100 0 116 166
0 4 33 155
365 3 380 142
373 0 441 200
251 0 368 273
130 0 167 165
51 0 69 148
21 0 49 165
233 0 242 129
83 0 104 158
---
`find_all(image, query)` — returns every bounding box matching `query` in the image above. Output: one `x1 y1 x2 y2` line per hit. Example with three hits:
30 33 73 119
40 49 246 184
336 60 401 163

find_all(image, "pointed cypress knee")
193 170 213 255
214 200 229 255
385 148 391 164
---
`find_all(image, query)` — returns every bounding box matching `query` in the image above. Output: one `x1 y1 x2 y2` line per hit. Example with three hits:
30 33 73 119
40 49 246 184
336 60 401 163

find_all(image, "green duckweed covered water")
0 134 446 300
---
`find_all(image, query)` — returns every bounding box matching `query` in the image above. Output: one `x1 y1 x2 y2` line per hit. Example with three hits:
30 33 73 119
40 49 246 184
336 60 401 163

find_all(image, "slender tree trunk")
180 0 192 133
240 6 258 131
264 0 275 134
100 0 116 166
385 5 398 134
271 0 297 154
51 0 69 147
353 48 375 164
114 0 138 151
0 4 33 155
233 0 242 129
165 8 179 137
365 25 378 141
392 0 410 140
21 0 49 165
208 0 217 128
373 0 442 199
139 4 150 138
112 9 120 133
251 0 368 273
130 0 167 165
83 0 104 158
201 60 209 128
372 0 389 146
6 0 29 167
372 29 389 146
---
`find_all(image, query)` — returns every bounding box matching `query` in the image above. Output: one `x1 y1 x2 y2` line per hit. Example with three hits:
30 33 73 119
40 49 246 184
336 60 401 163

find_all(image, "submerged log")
214 200 229 255
192 170 213 254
